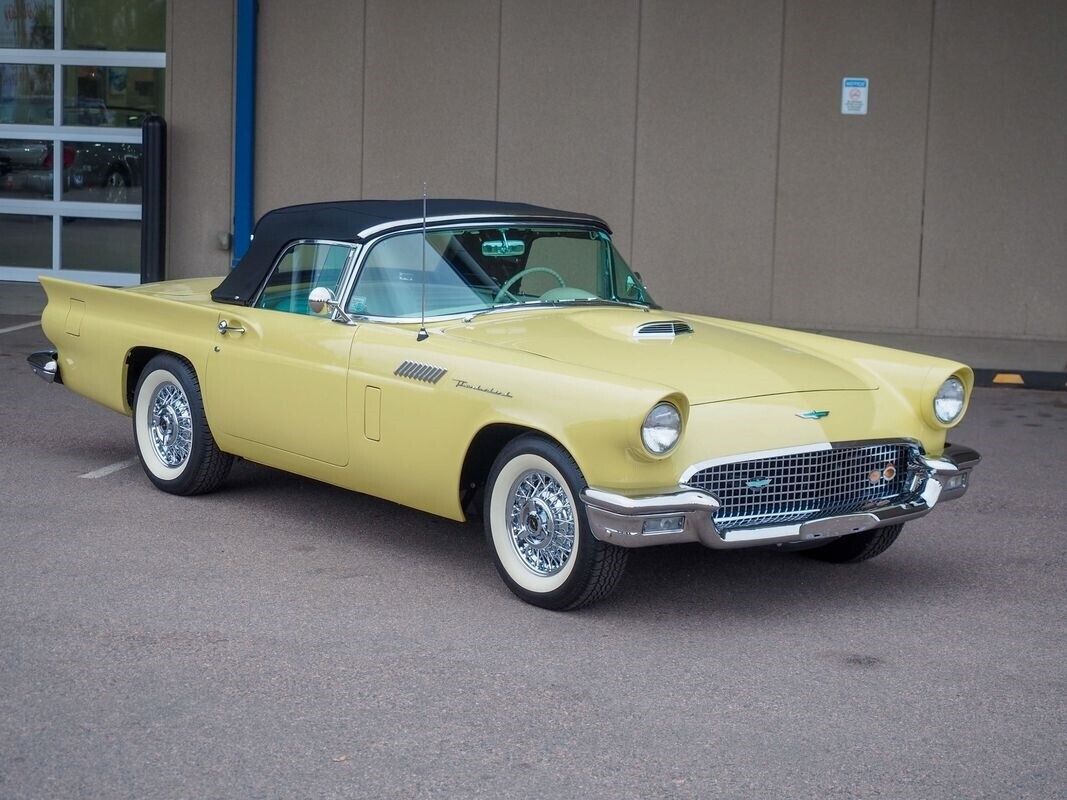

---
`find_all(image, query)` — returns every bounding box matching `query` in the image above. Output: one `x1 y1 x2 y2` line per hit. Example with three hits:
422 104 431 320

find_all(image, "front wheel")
133 354 233 495
484 435 627 610
803 523 903 563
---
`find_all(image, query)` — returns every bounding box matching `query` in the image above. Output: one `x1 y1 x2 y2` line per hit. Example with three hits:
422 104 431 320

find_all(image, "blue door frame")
233 0 257 266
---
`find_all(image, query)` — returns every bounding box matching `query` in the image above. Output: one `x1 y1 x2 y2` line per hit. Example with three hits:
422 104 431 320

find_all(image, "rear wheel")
133 354 232 495
484 435 627 610
803 523 903 563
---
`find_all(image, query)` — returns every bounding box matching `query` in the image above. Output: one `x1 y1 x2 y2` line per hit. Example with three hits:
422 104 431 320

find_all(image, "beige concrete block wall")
164 0 1066 341
165 1 235 280
632 0 782 318
255 1 365 215
496 0 640 255
919 0 1067 339
363 0 499 200
773 0 933 331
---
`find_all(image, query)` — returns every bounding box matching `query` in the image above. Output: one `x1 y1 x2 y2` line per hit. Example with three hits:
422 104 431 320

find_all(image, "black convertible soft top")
211 199 610 306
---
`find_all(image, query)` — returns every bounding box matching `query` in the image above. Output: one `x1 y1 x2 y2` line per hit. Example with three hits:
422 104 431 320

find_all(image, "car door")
205 241 356 467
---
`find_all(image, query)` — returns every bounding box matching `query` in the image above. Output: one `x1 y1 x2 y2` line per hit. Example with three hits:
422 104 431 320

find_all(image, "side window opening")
255 241 352 315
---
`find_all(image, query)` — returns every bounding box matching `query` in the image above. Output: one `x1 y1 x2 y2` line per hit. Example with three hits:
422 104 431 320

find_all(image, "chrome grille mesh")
685 443 922 531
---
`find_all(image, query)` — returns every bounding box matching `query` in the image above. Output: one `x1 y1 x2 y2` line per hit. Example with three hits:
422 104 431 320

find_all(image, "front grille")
684 442 923 531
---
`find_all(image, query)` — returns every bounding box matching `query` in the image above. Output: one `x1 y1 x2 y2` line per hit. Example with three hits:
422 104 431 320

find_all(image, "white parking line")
79 458 138 479
0 320 41 335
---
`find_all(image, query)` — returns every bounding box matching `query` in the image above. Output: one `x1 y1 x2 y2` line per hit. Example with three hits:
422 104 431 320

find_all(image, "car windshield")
347 225 653 318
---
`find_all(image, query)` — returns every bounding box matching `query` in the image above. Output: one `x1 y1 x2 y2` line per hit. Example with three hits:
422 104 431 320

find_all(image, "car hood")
441 307 877 404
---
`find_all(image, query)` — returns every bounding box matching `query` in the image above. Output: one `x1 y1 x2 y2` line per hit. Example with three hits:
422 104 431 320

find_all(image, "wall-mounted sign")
841 77 869 115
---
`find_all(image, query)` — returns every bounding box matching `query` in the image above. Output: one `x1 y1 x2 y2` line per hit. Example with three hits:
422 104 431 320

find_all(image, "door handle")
218 320 245 336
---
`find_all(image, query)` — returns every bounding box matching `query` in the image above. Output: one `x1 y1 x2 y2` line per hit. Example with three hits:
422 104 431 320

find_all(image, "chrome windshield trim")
344 299 651 326
338 221 649 322
355 213 612 240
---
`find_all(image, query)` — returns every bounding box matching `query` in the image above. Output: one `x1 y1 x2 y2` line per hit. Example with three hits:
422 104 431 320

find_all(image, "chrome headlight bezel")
933 376 966 424
641 402 682 455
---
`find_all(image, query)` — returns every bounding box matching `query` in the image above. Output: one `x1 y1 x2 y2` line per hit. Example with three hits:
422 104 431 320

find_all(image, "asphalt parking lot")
1 319 1065 799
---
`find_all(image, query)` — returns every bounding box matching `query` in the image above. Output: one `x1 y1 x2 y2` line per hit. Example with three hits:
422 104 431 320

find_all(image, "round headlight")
934 376 965 423
642 402 681 454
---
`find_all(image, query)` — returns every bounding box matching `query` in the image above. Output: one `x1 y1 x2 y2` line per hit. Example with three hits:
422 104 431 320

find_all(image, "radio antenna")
417 182 429 342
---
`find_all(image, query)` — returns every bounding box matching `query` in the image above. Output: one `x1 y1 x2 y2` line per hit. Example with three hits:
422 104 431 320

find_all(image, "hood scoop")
633 320 694 340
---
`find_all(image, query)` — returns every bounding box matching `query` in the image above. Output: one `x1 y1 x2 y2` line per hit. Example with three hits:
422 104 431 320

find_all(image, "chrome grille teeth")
394 360 447 384
685 443 923 531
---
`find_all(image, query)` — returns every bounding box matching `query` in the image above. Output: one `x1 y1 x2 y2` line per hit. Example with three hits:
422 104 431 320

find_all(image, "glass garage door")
0 0 165 285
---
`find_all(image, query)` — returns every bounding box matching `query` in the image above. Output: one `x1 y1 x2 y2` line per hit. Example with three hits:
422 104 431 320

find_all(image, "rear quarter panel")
40 276 219 415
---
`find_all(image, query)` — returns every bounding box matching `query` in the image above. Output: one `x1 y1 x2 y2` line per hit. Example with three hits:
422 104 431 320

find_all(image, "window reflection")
62 217 139 272
0 214 52 269
62 141 141 204
0 0 55 48
0 64 54 124
64 0 165 52
2 1 165 279
62 66 163 127
0 138 54 199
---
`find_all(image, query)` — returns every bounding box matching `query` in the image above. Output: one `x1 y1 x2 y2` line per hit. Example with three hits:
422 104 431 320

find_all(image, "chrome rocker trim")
581 442 980 550
27 350 61 384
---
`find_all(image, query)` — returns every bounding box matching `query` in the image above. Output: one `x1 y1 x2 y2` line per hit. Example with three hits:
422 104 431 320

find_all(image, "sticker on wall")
841 77 869 115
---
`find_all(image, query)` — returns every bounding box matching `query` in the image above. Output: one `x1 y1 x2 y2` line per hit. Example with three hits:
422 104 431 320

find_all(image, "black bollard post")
140 115 167 284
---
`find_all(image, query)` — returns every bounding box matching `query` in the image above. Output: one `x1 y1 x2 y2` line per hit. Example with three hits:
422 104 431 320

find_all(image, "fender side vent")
634 320 694 339
395 360 447 384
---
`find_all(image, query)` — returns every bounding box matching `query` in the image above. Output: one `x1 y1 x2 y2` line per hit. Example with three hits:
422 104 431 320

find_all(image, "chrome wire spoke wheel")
133 356 233 495
507 468 576 577
485 436 628 610
147 380 193 468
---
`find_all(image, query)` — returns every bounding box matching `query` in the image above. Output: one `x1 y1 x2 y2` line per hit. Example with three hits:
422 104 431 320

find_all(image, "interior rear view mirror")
482 240 525 257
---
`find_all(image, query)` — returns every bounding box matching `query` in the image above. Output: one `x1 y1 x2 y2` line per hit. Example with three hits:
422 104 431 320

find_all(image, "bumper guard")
27 350 61 384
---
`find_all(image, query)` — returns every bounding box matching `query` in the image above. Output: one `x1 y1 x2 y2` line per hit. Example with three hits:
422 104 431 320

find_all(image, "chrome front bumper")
581 443 981 550
27 349 61 383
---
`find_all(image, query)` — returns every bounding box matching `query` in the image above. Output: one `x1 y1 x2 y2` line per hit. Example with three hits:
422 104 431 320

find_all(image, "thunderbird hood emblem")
796 410 830 420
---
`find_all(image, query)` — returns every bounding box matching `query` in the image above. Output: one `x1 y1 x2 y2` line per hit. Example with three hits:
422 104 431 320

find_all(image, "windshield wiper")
460 297 650 322
544 297 651 310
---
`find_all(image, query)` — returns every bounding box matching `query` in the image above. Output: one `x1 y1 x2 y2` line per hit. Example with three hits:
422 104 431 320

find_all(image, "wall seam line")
230 6 235 231
768 0 788 323
915 0 937 328
627 0 643 258
164 0 175 274
493 0 503 199
359 0 368 198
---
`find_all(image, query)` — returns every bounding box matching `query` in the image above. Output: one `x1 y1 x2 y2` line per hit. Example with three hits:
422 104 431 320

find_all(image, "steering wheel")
494 266 567 303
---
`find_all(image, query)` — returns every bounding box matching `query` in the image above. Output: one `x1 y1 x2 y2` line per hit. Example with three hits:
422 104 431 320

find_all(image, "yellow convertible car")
29 199 980 609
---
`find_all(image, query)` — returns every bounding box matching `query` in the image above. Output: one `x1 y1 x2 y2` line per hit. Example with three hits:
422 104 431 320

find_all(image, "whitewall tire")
133 354 232 495
484 435 627 610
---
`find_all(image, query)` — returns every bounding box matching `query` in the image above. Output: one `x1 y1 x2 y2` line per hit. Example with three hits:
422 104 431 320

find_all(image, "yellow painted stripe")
992 373 1025 385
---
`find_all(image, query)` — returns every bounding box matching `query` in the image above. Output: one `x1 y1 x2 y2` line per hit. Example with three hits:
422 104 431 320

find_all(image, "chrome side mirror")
308 286 335 315
309 286 356 324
